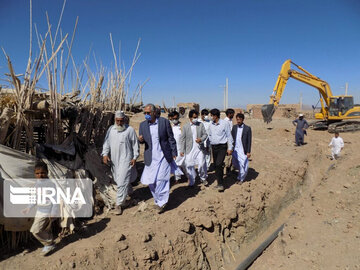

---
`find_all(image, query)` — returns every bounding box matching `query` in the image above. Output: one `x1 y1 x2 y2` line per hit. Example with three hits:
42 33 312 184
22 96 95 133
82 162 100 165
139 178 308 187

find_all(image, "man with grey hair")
102 110 139 215
139 103 178 213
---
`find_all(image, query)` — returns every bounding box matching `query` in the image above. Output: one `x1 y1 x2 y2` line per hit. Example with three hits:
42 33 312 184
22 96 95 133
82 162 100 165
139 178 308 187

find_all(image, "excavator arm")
262 59 333 123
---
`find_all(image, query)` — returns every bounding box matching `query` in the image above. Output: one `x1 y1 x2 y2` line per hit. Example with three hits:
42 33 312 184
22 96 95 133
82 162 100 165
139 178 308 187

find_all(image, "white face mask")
172 119 179 125
204 115 210 121
210 116 214 122
192 118 198 124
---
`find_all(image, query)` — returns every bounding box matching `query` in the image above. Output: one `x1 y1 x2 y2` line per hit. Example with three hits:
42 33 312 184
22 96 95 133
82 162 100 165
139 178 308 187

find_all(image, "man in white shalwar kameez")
329 132 344 160
102 111 139 215
139 104 178 214
170 111 186 183
180 110 208 187
231 113 252 184
199 109 212 170
224 108 235 175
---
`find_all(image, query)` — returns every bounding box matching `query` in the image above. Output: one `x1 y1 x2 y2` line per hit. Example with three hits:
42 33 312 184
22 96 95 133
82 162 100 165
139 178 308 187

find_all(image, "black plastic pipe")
235 223 285 270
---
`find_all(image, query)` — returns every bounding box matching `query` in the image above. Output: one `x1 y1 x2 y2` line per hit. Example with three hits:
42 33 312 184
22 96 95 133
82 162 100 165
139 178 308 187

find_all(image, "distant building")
246 104 302 119
177 102 200 117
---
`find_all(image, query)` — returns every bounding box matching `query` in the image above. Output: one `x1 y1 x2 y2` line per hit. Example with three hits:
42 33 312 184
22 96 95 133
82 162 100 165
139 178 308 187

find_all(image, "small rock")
143 250 157 261
180 221 192 233
118 243 129 252
70 262 76 268
226 209 238 220
71 251 77 256
201 217 213 229
142 233 152 242
117 234 126 241
343 183 351 189
143 253 151 261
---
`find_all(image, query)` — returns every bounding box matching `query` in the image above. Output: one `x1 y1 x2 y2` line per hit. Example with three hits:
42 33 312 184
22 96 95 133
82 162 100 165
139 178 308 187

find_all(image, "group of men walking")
102 104 252 215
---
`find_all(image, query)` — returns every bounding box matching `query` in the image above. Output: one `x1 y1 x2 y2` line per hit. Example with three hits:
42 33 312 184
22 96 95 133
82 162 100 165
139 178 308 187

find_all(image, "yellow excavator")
261 59 360 132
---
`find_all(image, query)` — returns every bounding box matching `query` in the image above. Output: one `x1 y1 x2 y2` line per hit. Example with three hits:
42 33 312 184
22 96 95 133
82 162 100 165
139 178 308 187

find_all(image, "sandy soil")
1 117 359 270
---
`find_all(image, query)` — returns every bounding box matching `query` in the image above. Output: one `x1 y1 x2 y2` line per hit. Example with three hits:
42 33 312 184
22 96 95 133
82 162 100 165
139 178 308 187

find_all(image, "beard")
115 124 126 132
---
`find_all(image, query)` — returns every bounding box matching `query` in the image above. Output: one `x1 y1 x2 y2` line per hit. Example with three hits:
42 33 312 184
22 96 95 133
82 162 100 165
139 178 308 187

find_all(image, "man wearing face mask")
208 108 234 192
170 111 186 184
198 109 212 170
139 104 178 213
102 111 139 215
179 110 208 187
224 108 235 175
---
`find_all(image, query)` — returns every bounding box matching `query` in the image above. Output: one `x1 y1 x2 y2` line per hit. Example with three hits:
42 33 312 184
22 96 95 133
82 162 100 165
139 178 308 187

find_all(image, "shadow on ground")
48 217 111 255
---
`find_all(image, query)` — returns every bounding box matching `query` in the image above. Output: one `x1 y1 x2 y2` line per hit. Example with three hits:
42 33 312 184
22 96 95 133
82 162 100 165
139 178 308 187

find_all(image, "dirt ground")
1 117 359 270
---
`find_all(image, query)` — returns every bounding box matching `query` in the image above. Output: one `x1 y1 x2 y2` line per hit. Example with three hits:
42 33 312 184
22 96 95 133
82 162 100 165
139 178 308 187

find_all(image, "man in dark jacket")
231 113 252 184
292 114 308 146
139 103 178 213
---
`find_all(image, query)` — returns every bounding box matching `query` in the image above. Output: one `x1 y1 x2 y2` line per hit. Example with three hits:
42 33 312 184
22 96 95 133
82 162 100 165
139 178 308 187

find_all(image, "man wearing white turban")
102 111 139 215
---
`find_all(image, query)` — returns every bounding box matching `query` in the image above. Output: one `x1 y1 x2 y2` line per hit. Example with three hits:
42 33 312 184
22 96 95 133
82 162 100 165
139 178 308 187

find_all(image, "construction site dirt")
1 117 359 270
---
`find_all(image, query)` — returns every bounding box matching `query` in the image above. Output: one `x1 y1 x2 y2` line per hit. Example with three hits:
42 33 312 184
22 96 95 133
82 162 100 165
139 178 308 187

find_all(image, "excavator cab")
329 96 354 116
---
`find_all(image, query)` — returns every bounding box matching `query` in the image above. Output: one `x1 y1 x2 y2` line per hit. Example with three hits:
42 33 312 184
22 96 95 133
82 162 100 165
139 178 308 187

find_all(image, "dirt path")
1 118 359 270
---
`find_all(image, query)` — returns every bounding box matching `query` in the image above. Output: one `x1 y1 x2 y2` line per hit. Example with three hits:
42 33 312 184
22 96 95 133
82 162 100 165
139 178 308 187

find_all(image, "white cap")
115 110 125 118
299 113 304 117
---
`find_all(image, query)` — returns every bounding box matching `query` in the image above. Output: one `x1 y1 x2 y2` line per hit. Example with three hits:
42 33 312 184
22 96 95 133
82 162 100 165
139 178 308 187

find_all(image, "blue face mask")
145 114 152 121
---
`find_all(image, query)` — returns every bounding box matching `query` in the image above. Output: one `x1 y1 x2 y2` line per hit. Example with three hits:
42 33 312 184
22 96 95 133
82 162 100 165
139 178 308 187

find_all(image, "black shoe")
157 204 166 214
202 180 209 186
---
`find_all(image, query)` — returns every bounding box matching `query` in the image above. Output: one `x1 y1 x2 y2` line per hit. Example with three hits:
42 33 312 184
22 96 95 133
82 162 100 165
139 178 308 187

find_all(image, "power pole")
226 78 229 109
345 82 348 96
220 78 229 111
223 84 226 111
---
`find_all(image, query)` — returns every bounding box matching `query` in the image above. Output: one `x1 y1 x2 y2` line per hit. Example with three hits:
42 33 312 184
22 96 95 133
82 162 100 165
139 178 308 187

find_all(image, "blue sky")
1 0 360 109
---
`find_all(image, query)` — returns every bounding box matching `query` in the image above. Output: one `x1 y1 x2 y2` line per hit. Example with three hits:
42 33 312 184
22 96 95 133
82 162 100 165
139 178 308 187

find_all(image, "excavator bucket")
261 104 275 123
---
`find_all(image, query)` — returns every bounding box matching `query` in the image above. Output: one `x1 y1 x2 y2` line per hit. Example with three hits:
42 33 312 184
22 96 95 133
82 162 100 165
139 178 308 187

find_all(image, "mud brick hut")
246 104 302 119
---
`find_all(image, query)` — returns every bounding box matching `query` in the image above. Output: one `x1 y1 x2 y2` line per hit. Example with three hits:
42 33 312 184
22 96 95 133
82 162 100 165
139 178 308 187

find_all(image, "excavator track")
328 121 360 133
309 121 328 131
